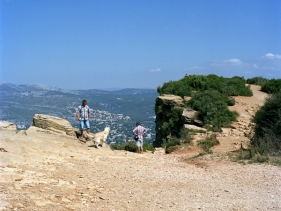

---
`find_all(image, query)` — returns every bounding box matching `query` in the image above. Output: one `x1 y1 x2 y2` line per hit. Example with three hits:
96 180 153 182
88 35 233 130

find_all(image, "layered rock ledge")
32 114 75 136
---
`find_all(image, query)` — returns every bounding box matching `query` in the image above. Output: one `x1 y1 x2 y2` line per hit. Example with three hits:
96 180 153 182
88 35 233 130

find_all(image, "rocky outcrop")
32 114 75 136
181 108 203 126
183 96 191 102
157 95 184 106
182 107 197 124
154 95 205 147
154 95 184 147
0 121 17 130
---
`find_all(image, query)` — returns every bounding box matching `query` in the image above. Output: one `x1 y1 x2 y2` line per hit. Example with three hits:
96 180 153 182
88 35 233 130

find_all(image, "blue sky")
1 0 281 90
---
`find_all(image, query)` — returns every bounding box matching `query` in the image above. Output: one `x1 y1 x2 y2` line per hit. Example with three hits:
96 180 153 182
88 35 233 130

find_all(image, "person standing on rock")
133 122 148 153
76 100 91 141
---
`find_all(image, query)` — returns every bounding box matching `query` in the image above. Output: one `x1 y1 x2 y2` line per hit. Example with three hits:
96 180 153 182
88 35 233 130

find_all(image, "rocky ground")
0 85 281 211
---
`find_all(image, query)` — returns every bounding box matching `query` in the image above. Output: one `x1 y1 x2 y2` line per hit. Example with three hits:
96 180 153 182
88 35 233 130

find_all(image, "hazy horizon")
0 81 158 91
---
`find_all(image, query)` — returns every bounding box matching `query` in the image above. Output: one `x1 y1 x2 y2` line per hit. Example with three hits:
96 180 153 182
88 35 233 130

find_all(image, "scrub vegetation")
157 74 253 97
155 74 250 148
110 141 155 153
247 77 281 94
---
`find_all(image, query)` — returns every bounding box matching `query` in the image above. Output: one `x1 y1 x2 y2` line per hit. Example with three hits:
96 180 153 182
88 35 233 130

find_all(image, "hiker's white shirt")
77 105 90 120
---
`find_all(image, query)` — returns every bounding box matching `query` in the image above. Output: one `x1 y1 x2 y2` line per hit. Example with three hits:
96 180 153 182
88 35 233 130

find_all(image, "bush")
143 141 155 152
164 139 181 154
154 105 184 147
251 92 281 156
228 148 281 165
110 141 155 153
246 77 268 86
162 128 192 154
261 79 281 94
187 90 238 131
198 134 219 154
157 74 252 97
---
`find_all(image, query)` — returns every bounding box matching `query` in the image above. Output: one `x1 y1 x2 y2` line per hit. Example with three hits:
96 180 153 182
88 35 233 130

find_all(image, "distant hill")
0 83 158 144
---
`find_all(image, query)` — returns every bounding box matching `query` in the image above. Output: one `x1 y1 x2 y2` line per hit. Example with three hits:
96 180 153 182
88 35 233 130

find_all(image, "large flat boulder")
32 114 75 136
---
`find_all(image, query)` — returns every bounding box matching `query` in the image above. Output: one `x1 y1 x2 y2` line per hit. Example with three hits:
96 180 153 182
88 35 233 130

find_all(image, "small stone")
99 196 105 200
62 197 72 203
50 194 60 202
14 202 24 208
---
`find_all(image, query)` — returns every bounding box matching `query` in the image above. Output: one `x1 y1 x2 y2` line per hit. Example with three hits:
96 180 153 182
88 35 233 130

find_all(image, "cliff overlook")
0 83 280 210
0 77 281 211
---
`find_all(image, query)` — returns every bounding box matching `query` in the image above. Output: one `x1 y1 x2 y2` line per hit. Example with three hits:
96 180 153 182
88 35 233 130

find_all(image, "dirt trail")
213 85 268 154
0 85 280 211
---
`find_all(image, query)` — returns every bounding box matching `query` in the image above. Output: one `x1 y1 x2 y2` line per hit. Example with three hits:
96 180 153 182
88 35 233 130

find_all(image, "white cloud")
253 64 259 68
263 53 281 60
224 58 242 65
149 68 161 72
259 53 281 71
187 66 204 70
210 58 242 67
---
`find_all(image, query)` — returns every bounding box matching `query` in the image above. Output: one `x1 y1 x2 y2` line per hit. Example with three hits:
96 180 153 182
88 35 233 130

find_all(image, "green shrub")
110 141 155 153
261 79 281 94
251 92 281 156
157 74 252 97
110 142 134 151
154 105 184 146
124 141 138 152
165 145 180 154
179 128 193 143
143 141 155 152
163 139 181 154
198 134 219 154
230 148 281 166
235 149 252 160
187 90 238 131
162 128 192 153
246 77 268 86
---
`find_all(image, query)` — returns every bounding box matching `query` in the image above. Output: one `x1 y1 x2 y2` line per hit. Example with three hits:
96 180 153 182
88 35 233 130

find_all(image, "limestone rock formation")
0 121 17 130
181 108 203 126
182 108 197 124
32 114 75 136
155 94 207 147
157 95 184 106
184 124 207 131
183 96 191 102
155 95 191 146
